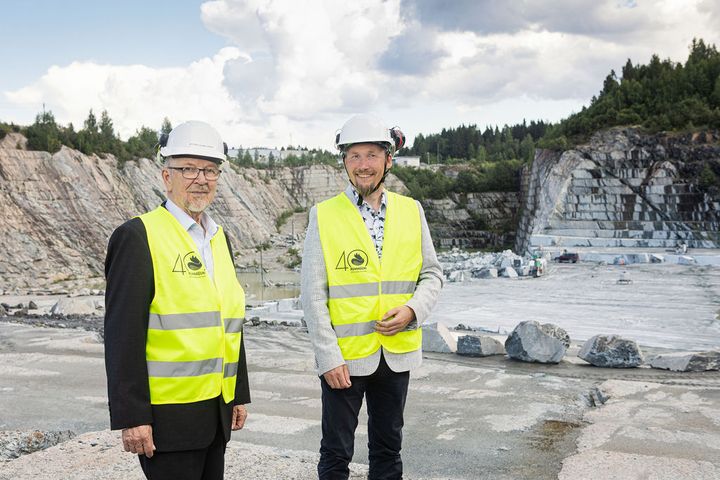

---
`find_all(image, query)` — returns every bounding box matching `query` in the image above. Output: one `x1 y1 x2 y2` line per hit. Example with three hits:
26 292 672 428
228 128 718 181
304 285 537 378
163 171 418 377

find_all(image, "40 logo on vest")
335 249 368 272
172 251 207 277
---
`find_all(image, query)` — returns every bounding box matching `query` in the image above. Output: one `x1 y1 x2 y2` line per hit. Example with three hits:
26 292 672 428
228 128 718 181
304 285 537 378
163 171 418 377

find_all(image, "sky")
1 0 719 150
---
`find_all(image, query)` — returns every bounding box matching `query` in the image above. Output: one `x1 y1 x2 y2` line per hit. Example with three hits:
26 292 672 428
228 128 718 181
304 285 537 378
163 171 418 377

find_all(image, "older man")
302 114 443 480
104 120 250 480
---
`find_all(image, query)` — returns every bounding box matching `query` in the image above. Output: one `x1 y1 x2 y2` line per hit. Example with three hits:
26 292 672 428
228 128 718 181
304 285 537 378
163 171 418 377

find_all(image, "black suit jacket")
104 214 251 452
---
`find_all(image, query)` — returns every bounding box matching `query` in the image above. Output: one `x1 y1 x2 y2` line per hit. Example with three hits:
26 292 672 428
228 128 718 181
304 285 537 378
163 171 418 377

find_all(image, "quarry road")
1 320 719 479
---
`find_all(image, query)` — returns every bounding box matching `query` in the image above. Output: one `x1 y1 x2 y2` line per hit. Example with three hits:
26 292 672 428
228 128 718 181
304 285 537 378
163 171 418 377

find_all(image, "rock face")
422 322 457 353
648 351 720 372
505 321 570 364
516 128 720 253
457 335 506 357
578 334 644 368
0 140 353 290
423 191 520 250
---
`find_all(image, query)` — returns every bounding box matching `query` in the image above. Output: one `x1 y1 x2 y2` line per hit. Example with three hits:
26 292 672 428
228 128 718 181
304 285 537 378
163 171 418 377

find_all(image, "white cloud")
2 0 720 150
4 48 243 141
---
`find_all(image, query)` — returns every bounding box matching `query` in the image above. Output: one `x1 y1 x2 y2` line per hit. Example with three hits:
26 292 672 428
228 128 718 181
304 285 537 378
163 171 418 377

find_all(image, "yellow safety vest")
317 191 422 360
140 206 245 405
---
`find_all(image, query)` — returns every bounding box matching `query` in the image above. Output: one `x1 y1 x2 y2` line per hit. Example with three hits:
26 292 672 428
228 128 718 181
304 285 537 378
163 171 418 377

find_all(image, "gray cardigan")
301 187 444 376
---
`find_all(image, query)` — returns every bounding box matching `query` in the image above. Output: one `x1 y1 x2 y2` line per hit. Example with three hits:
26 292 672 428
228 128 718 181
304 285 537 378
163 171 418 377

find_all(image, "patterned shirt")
347 185 387 259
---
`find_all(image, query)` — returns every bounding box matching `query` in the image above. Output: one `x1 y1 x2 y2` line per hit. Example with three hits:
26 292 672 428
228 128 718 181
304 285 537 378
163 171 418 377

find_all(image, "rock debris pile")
438 249 545 282
0 430 75 460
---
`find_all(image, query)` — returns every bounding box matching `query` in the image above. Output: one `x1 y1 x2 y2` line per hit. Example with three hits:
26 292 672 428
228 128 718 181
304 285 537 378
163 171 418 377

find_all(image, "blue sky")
1 1 719 150
1 1 226 88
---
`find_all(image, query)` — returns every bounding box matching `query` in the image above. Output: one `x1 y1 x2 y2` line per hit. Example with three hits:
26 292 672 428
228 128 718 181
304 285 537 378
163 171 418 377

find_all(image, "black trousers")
138 421 227 480
318 353 410 480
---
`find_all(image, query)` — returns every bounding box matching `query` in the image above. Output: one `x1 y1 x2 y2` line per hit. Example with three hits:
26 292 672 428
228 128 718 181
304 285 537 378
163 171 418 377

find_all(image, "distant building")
393 156 421 167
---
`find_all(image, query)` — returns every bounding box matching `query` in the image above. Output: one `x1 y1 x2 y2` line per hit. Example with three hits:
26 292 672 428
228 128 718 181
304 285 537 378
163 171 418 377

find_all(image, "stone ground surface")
433 262 720 350
0 322 719 479
0 261 719 479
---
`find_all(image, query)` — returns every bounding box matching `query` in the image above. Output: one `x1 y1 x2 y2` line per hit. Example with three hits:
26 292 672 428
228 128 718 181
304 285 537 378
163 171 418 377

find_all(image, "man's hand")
122 424 156 458
232 404 248 430
375 305 416 336
323 364 352 389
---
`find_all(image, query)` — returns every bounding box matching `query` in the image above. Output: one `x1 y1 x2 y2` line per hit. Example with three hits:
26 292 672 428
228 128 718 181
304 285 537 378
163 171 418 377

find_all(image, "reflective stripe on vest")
317 191 422 360
141 206 245 405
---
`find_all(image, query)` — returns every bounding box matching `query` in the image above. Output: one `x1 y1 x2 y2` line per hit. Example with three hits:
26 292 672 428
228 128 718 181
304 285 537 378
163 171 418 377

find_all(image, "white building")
393 156 421 167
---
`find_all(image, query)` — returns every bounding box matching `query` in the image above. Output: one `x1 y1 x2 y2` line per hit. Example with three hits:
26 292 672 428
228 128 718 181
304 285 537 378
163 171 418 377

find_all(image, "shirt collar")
344 184 387 211
165 198 219 236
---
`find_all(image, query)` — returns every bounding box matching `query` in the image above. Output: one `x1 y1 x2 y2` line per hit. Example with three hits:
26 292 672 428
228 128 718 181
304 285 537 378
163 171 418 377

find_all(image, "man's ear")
161 168 172 190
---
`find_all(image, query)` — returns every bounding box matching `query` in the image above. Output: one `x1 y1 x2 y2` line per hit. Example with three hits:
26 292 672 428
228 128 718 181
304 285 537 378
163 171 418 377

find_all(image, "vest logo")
187 255 202 271
335 249 368 272
173 251 207 277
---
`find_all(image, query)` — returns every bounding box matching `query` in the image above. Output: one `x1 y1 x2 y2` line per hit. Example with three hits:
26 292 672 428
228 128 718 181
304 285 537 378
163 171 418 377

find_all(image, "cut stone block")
457 335 506 357
422 322 457 353
648 351 720 372
501 267 518 278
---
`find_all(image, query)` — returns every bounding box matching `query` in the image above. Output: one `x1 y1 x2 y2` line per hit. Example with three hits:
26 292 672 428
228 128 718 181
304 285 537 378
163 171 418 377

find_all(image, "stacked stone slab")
516 128 720 252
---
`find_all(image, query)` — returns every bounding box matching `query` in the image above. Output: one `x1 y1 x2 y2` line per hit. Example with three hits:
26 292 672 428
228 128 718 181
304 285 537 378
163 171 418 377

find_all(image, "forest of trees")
540 38 720 148
392 120 548 199
402 120 548 164
0 110 170 163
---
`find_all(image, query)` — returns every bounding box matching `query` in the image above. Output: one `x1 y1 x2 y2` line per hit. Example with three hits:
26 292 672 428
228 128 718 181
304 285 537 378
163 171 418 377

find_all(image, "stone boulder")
28 300 38 310
647 351 720 372
422 322 457 353
457 335 506 357
505 321 570 364
578 334 643 368
50 297 102 316
0 304 7 316
472 268 498 279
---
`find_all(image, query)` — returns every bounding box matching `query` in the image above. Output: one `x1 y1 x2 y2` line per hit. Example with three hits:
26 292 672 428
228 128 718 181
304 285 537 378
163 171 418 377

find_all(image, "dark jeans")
318 353 410 480
138 421 226 480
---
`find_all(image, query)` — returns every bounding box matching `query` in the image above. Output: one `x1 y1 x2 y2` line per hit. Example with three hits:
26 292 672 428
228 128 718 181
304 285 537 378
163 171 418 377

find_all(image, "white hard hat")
159 120 227 163
335 114 398 153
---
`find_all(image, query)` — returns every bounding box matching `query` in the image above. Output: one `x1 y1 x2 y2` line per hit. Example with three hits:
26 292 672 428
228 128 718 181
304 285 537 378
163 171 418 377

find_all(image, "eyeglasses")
167 166 222 180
